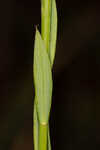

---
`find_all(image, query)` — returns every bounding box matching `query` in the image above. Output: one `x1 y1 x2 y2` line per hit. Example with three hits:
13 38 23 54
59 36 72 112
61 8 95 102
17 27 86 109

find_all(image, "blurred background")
0 0 99 149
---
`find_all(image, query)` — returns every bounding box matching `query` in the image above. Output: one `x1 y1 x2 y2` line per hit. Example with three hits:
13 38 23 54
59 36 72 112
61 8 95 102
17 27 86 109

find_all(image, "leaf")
49 0 57 66
34 29 52 124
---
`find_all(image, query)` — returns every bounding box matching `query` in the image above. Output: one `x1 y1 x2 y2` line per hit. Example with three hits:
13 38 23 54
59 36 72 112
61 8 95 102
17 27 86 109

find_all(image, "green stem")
41 0 51 51
39 123 48 150
48 127 51 150
33 102 38 150
41 1 52 150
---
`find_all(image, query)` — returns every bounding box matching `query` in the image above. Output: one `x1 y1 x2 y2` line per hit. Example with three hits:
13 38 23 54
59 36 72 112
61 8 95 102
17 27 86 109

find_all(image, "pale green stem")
41 0 52 150
48 127 51 150
34 0 57 149
33 102 38 150
39 124 48 150
41 0 51 52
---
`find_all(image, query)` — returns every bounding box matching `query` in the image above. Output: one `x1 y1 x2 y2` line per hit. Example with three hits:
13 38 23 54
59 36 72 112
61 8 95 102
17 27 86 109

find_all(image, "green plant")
33 0 57 150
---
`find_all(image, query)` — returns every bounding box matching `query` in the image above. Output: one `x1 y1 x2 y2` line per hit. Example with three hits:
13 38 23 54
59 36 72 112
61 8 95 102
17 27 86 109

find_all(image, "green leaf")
49 0 57 66
34 29 52 124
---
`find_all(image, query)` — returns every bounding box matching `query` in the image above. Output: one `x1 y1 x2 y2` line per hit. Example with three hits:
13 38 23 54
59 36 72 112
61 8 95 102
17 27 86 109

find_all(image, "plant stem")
33 102 38 150
41 1 51 150
39 123 48 150
41 0 51 51
34 0 57 150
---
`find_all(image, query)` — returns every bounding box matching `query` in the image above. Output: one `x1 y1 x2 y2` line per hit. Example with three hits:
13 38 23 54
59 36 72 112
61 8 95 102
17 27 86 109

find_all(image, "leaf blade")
34 29 52 124
49 0 57 66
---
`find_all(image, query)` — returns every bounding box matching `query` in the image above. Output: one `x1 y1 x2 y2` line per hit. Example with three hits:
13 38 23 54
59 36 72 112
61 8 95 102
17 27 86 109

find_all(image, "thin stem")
48 127 51 150
39 123 48 150
33 102 38 150
41 0 51 51
41 1 52 149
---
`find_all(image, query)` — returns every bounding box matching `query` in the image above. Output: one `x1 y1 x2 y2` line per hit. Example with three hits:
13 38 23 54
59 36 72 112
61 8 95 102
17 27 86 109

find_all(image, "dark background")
0 0 99 149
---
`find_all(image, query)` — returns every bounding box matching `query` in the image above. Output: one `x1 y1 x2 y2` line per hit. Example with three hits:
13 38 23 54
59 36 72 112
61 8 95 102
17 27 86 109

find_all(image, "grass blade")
49 0 57 66
34 29 52 124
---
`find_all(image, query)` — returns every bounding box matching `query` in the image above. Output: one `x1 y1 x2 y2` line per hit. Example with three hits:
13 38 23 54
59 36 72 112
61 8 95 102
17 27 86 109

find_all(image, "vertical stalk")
33 102 38 150
39 124 48 150
34 0 57 150
40 0 51 150
41 0 51 51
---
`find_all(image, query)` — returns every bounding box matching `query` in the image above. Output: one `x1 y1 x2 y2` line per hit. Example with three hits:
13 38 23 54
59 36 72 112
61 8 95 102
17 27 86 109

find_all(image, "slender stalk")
40 0 51 150
33 0 57 150
33 102 38 150
48 127 51 150
41 0 51 51
39 124 48 150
